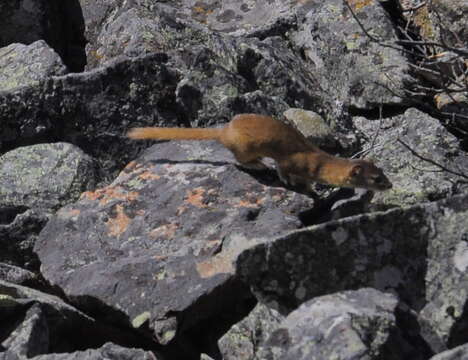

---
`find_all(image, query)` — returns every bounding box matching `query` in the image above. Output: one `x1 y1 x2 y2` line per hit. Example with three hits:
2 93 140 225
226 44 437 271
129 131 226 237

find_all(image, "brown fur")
127 114 392 191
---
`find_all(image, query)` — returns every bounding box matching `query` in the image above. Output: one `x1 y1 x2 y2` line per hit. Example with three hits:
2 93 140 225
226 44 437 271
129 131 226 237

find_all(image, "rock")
218 302 283 360
9 342 157 360
0 209 49 272
0 0 86 72
236 191 468 343
258 288 428 360
399 0 467 48
290 0 415 110
0 143 96 210
34 140 314 353
0 263 37 286
430 343 468 360
0 53 180 178
0 280 161 358
0 41 67 91
354 108 468 207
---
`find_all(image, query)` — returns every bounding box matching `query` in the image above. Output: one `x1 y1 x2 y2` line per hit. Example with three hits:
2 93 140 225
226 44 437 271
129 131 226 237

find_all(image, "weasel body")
127 114 392 191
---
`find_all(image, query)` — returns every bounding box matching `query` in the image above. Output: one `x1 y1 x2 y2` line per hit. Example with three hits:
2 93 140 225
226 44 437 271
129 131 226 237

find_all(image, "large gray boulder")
258 288 428 360
0 143 96 210
0 41 67 91
354 108 468 207
237 192 468 352
34 139 314 353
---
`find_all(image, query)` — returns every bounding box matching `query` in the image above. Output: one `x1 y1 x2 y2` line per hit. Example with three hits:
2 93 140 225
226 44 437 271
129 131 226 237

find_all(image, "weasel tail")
127 127 223 141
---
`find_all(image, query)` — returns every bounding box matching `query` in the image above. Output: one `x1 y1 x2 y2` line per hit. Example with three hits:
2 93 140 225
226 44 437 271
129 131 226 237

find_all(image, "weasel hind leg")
232 150 268 170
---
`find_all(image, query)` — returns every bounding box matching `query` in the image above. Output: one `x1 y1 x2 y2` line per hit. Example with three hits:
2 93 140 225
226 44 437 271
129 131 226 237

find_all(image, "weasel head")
344 160 392 191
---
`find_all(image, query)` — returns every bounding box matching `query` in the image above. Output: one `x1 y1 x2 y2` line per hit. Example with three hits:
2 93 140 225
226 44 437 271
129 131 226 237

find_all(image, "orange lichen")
347 0 373 12
149 223 179 240
196 254 233 279
186 187 209 208
106 204 131 237
81 186 139 205
138 170 161 180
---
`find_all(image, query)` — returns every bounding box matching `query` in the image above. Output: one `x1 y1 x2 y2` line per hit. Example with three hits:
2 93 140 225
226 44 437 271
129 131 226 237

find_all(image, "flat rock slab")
35 140 315 343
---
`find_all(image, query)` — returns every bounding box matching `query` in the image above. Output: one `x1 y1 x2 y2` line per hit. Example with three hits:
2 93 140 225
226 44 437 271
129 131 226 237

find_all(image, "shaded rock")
0 41 67 91
0 264 37 286
399 0 467 49
430 343 468 360
0 280 161 358
0 54 180 178
29 343 157 360
283 108 340 151
218 302 283 360
34 140 313 354
0 0 86 72
354 108 468 207
258 288 427 360
0 143 96 210
0 0 56 47
237 192 468 320
5 342 158 360
0 209 49 272
290 0 415 111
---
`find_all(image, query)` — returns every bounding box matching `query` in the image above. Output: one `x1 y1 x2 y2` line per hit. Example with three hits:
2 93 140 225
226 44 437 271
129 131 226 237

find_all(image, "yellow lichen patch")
106 204 131 237
186 187 209 208
149 223 179 240
81 186 139 205
196 253 234 279
347 0 373 11
411 6 435 41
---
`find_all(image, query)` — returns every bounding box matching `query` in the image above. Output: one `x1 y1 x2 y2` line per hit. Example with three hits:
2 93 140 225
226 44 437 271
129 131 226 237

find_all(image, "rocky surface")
0 143 96 210
34 140 313 356
0 0 467 359
257 288 429 359
218 303 283 360
0 41 67 91
354 108 468 207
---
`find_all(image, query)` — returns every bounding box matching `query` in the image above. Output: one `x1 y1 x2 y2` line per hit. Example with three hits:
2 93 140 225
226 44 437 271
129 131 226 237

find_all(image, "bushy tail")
127 127 223 141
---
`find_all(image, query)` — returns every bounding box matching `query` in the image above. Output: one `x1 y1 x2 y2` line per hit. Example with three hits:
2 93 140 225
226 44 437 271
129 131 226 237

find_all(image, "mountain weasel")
127 114 392 191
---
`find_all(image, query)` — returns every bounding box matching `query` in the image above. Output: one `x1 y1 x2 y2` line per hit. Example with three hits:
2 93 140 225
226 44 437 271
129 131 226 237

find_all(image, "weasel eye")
374 175 384 184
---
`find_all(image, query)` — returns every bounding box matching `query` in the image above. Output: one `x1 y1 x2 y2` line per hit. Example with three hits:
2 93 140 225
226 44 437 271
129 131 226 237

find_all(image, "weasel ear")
350 165 363 178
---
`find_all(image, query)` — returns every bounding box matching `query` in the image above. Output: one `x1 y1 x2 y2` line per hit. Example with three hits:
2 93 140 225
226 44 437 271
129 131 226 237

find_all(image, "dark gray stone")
5 342 157 360
236 190 468 348
258 288 424 360
354 108 468 207
430 343 468 360
218 303 283 360
0 209 49 272
290 0 415 110
0 41 67 91
34 140 314 346
0 54 180 178
0 143 96 210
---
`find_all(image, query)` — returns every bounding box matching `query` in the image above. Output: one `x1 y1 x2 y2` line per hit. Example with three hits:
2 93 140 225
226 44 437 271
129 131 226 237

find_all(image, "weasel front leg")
238 159 269 170
276 163 295 186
